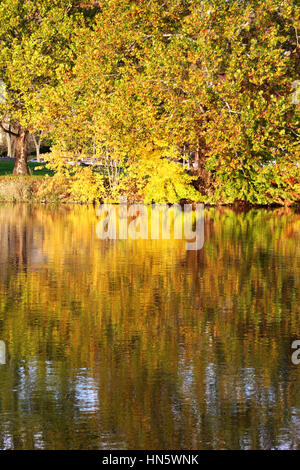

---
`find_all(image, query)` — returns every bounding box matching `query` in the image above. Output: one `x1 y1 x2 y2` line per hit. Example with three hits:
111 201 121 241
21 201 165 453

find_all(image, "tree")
32 131 44 161
43 0 299 204
0 0 91 175
3 0 296 203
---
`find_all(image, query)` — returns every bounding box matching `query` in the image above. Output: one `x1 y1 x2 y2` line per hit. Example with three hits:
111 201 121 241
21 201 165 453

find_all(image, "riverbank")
1 175 299 208
0 175 47 203
0 159 59 202
0 161 299 206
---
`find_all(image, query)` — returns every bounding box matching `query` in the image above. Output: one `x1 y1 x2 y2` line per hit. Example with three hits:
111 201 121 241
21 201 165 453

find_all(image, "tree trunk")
33 132 42 161
13 128 29 175
5 124 16 158
6 128 12 157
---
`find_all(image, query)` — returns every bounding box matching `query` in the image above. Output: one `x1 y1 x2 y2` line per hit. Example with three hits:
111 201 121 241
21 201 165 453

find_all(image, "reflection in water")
0 203 299 449
0 341 5 364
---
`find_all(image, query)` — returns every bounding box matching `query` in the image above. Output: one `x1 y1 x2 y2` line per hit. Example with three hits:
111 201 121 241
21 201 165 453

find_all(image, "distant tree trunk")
195 142 200 171
13 128 29 175
12 137 16 158
5 124 16 158
6 130 12 157
32 132 42 161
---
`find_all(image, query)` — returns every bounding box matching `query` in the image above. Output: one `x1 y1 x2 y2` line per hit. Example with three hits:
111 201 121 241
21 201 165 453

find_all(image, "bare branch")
0 121 20 137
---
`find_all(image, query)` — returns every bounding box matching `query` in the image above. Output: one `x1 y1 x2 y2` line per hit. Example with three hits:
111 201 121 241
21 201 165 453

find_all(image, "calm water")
0 204 299 450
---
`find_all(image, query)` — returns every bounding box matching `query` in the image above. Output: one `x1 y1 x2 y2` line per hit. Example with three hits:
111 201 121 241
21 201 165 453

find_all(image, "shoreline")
0 174 299 208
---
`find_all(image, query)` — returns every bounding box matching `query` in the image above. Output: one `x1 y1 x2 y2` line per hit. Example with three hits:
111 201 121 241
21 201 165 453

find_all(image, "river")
0 204 299 449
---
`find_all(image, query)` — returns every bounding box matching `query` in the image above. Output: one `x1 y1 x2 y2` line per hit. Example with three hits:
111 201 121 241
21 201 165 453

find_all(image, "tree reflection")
0 204 299 449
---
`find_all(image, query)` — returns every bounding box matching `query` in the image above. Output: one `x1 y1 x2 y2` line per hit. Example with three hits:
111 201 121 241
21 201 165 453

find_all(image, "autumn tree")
42 0 299 204
3 0 297 203
0 0 95 175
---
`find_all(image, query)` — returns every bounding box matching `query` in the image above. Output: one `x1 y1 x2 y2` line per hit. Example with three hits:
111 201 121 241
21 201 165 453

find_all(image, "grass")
0 159 53 176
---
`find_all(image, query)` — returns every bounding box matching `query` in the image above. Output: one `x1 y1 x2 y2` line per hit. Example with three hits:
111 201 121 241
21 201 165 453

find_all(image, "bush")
0 176 42 202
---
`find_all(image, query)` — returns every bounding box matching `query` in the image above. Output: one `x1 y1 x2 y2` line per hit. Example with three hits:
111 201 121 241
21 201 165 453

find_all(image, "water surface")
0 204 299 449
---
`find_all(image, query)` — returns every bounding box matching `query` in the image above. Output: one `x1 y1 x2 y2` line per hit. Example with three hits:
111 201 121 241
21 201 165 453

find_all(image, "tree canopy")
0 0 299 203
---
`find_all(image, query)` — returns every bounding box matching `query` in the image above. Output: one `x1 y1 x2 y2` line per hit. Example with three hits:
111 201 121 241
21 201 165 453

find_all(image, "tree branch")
0 121 20 137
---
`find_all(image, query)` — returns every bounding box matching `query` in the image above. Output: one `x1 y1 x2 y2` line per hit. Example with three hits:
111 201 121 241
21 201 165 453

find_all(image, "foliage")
0 0 299 203
128 141 200 203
